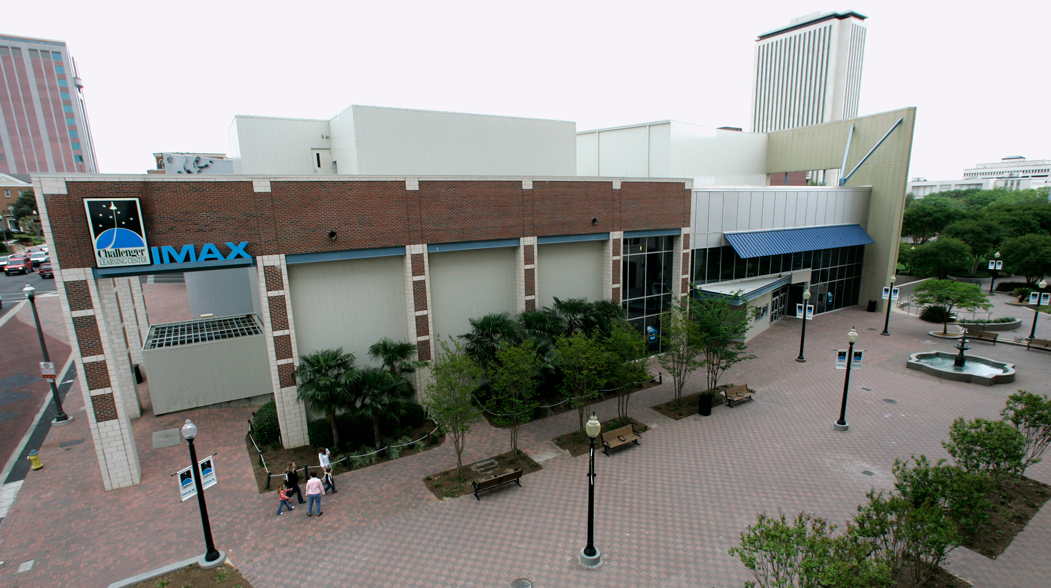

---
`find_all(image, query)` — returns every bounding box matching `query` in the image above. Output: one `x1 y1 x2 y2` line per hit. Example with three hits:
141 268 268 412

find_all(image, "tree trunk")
329 412 340 448
372 415 382 449
453 432 464 478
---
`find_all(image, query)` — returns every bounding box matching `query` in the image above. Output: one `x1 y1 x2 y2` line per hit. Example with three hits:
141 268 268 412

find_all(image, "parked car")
38 262 53 279
29 252 48 267
4 254 32 275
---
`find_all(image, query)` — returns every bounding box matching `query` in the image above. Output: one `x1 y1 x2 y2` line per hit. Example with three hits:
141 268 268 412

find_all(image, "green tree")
368 337 424 398
911 280 991 334
942 417 1026 478
349 367 412 449
604 320 650 421
294 348 358 448
908 238 972 278
460 313 522 378
11 189 36 223
693 294 756 393
1000 234 1051 283
900 196 966 244
942 219 1005 274
555 331 613 432
1001 391 1051 477
657 298 704 401
423 338 482 478
489 341 541 461
892 456 991 540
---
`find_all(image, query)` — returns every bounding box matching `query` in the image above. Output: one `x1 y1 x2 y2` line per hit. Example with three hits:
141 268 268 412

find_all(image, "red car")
4 254 32 276
38 262 54 279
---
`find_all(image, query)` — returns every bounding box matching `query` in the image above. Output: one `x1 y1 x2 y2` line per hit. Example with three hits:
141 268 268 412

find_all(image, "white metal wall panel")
648 124 671 177
597 126 650 177
708 193 724 233
577 133 599 176
694 192 710 233
231 116 331 175
773 192 787 228
834 192 847 223
724 192 739 232
288 256 409 365
762 193 775 229
328 107 359 175
429 248 517 341
537 241 605 309
750 194 764 229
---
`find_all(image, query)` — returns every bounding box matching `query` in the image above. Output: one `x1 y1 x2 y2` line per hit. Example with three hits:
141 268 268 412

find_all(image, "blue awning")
723 224 874 258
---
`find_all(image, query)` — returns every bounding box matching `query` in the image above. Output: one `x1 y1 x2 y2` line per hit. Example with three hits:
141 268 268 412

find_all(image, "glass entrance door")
770 285 788 323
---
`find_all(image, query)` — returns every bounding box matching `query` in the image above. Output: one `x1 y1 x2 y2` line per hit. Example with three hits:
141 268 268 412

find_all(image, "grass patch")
650 384 732 420
551 417 650 457
964 476 1051 559
127 561 252 588
246 420 445 493
423 450 542 500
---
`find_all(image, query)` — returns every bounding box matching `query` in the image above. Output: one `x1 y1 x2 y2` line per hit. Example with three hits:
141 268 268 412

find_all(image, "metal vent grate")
144 315 262 350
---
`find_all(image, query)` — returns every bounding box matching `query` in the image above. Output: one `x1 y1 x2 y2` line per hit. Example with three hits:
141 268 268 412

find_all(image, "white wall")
328 107 359 175
429 247 517 341
536 241 605 308
287 256 409 366
229 116 331 175
184 267 260 318
692 187 872 249
351 106 576 176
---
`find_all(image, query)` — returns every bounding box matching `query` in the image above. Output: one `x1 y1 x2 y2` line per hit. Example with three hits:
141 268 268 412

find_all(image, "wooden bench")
965 330 998 345
600 425 640 456
471 469 523 501
1028 338 1051 351
724 384 755 408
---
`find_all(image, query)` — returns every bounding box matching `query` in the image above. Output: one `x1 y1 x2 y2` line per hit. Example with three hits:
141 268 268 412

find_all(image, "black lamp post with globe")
24 284 70 425
579 413 603 568
181 419 225 569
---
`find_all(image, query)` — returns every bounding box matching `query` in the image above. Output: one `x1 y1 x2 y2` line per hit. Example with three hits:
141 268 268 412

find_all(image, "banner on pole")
836 350 848 369
852 350 864 369
199 457 217 490
891 288 900 301
178 466 196 501
882 287 890 300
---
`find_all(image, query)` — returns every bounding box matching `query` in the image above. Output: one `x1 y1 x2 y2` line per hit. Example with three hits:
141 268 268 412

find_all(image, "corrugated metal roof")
724 224 874 259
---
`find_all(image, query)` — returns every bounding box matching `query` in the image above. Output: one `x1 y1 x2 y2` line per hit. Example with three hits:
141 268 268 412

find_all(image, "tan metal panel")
429 248 517 341
537 241 605 309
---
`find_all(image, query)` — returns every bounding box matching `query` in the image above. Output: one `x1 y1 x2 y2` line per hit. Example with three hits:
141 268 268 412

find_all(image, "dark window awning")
723 224 874 258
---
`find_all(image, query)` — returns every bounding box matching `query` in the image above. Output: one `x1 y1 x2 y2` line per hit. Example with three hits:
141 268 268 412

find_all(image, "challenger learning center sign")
84 199 151 268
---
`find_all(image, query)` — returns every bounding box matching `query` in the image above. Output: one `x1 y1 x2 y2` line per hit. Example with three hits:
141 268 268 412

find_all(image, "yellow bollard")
28 449 43 470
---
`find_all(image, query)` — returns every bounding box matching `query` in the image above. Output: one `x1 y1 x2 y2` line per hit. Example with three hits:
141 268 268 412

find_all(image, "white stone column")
256 255 308 448
100 279 142 419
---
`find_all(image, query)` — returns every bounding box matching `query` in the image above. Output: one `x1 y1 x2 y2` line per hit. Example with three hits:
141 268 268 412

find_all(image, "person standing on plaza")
318 448 337 492
275 487 295 515
322 465 337 493
305 471 325 517
284 462 305 504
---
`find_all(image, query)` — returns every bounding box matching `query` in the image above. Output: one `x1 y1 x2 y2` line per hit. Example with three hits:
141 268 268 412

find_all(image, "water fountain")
906 335 1015 386
954 334 970 368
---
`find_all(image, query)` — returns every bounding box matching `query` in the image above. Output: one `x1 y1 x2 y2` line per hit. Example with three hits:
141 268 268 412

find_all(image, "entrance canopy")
698 275 790 303
724 224 874 259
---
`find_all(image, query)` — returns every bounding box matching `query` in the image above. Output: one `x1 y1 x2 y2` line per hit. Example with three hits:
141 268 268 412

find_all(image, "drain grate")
470 458 498 474
862 470 875 476
882 399 898 404
511 580 533 588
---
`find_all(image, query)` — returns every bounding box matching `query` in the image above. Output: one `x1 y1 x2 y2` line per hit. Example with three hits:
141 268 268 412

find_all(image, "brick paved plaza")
2 301 1050 588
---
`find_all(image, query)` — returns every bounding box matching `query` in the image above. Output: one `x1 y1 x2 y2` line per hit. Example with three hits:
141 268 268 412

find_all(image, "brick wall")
50 179 691 270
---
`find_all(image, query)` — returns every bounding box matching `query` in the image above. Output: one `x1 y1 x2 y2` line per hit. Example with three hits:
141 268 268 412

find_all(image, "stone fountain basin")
906 351 1016 386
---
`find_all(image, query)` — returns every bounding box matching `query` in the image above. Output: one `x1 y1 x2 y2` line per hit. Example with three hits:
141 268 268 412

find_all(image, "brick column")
256 255 308 448
516 237 537 312
605 231 624 304
673 228 693 299
404 245 434 400
99 278 142 419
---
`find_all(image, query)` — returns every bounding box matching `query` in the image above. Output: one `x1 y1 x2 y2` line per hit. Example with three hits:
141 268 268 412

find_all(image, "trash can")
867 300 878 312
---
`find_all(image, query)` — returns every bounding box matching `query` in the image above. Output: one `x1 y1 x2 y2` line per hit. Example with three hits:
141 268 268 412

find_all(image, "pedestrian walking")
305 471 325 517
275 487 295 515
318 447 331 469
284 462 305 504
322 465 337 493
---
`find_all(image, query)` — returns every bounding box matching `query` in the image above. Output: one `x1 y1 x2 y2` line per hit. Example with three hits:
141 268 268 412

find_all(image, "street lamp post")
23 284 70 425
1028 279 1048 343
880 275 897 336
181 419 224 569
989 252 1001 294
579 413 602 568
796 289 811 362
834 327 859 432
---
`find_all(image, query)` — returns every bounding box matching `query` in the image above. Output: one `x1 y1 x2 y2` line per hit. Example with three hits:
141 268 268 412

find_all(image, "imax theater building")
34 106 914 490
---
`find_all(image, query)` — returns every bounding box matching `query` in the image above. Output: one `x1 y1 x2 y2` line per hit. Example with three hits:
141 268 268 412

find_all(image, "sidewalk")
1 306 1050 587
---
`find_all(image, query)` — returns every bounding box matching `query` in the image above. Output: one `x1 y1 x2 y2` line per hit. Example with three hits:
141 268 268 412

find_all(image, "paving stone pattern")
2 306 1051 587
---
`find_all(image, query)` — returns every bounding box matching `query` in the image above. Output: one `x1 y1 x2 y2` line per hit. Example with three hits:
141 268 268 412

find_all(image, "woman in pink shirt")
305 471 325 517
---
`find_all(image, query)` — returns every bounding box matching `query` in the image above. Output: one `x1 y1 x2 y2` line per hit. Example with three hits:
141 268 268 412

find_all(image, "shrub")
854 491 958 587
995 281 1026 292
942 417 1026 477
892 456 991 540
400 402 427 429
1001 391 1051 476
307 419 334 449
252 401 281 447
955 317 1017 324
1012 287 1033 301
919 305 955 324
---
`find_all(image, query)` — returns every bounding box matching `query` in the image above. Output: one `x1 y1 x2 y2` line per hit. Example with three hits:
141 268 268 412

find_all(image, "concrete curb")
106 554 228 588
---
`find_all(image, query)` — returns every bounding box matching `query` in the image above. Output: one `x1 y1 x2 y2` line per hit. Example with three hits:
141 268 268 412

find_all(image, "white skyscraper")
750 11 867 133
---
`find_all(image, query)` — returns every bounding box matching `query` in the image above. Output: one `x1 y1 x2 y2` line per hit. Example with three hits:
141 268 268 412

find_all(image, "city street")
0 266 57 321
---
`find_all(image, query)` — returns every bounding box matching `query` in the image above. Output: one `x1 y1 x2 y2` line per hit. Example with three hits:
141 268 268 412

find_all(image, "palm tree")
368 338 424 387
459 313 522 376
295 348 359 448
552 297 592 335
350 367 412 449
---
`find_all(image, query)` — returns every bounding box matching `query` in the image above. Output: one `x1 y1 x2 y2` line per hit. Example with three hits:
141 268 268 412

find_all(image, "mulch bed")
479 380 660 428
964 475 1051 559
551 417 650 457
894 565 971 588
650 384 732 420
128 561 253 588
246 421 445 493
423 450 542 500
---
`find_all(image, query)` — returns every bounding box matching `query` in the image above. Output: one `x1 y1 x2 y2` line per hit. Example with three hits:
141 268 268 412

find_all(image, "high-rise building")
750 11 867 133
0 34 97 174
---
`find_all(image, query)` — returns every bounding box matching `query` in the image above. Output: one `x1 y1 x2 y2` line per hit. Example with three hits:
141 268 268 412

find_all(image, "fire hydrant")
28 449 43 470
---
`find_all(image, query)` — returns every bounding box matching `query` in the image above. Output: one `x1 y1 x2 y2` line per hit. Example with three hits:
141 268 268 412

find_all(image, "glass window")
734 252 748 280
74 155 83 163
60 92 70 100
791 252 803 271
55 65 64 74
856 246 865 264
830 248 841 267
758 255 771 276
66 117 75 126
63 105 73 112
0 47 9 56
52 52 61 60
69 130 78 138
692 249 705 283
11 47 22 57
646 252 665 295
58 79 68 87
71 142 81 151
626 238 643 255
624 256 645 300
802 250 813 268
846 246 857 265
769 254 781 275
29 49 39 59
721 247 735 281
707 247 722 283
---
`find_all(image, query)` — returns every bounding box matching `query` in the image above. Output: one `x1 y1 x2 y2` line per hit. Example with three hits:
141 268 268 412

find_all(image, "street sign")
199 457 217 490
891 288 900 301
40 362 56 379
178 466 196 501
852 350 864 369
836 350 848 369
1030 292 1040 305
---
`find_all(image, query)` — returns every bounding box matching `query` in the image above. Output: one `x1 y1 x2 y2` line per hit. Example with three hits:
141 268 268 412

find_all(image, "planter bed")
423 450 542 500
551 416 650 457
479 379 659 429
650 384 733 420
965 476 1051 558
953 319 1022 332
127 561 253 588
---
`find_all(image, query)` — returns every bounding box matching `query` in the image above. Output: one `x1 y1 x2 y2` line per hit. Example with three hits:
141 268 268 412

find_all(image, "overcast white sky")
6 0 1049 179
